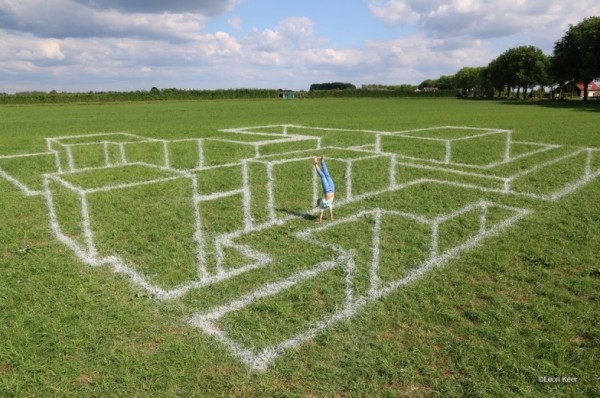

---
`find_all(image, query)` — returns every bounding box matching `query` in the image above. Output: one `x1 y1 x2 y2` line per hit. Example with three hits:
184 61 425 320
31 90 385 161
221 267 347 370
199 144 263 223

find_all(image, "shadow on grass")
277 208 317 221
469 97 600 112
506 100 599 111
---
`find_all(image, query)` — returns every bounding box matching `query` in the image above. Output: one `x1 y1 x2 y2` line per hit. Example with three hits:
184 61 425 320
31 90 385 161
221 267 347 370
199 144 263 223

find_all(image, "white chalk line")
3 128 598 288
0 167 43 196
241 160 254 232
50 132 147 141
389 130 507 144
504 131 512 162
391 125 510 135
395 161 508 182
3 125 600 371
80 192 97 258
189 201 530 370
103 142 111 167
228 124 393 136
0 151 56 160
389 142 557 171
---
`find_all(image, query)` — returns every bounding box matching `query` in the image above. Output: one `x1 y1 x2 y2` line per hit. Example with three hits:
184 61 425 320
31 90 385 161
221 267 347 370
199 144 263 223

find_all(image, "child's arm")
329 207 333 221
318 210 324 223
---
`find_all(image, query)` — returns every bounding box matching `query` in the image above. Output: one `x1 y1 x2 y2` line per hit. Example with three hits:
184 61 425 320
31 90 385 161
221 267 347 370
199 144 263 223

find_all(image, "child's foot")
313 157 318 165
320 155 324 162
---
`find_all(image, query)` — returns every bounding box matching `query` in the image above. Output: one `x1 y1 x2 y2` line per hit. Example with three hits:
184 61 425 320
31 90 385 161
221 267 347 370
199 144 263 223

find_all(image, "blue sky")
206 0 408 47
1 0 599 93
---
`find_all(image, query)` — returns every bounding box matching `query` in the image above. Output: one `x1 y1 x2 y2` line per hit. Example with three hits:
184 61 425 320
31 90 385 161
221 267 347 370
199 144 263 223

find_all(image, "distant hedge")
0 88 457 104
305 89 456 98
0 88 281 104
309 82 357 91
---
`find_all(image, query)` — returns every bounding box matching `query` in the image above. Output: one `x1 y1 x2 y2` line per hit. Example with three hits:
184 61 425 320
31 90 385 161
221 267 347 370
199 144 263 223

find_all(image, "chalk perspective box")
47 133 155 172
188 200 530 370
382 127 511 167
44 164 201 289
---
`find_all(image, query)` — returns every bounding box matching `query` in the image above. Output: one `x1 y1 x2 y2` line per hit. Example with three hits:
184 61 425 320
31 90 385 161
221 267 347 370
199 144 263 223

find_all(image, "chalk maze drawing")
1 125 599 370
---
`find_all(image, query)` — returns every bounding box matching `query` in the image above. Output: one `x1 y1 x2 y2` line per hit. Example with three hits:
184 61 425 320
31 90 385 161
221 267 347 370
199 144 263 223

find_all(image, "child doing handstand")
313 155 335 223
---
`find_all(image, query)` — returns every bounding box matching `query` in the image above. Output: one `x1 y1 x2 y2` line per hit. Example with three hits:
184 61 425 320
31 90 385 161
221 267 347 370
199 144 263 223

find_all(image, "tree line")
419 16 600 101
0 88 283 104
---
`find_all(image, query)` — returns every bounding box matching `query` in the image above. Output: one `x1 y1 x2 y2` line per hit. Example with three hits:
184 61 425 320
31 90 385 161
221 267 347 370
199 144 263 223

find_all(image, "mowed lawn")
1 98 599 397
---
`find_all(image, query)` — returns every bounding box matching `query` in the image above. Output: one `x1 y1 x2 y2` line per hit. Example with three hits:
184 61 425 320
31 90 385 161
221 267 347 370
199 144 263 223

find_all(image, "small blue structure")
278 90 297 99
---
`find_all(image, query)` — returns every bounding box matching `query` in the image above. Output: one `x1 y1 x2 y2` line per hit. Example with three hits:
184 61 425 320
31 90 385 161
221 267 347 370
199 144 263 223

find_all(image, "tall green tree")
486 56 512 97
553 16 600 101
417 79 436 90
455 67 485 96
436 74 456 90
487 46 548 99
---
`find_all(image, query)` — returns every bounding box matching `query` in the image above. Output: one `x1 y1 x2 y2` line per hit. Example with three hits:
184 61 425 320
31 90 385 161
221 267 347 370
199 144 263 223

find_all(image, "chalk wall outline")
189 201 531 370
1 124 600 370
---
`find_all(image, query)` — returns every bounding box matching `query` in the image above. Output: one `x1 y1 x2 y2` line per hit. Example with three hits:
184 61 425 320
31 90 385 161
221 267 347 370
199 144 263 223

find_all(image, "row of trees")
0 88 284 104
309 82 357 91
420 17 600 100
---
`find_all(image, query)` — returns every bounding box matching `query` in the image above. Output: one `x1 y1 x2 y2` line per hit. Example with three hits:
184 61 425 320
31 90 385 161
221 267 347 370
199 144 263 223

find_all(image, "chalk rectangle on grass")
124 141 167 167
203 140 256 166
213 265 349 352
69 143 108 170
394 162 507 190
257 137 320 157
509 150 590 197
213 131 288 142
199 193 246 237
285 127 378 148
221 125 287 135
46 164 201 289
450 135 509 166
397 127 506 140
168 140 203 170
194 164 243 196
350 155 394 196
88 178 200 288
272 159 315 217
56 164 181 191
245 161 271 225
188 200 529 370
51 133 148 145
381 135 448 162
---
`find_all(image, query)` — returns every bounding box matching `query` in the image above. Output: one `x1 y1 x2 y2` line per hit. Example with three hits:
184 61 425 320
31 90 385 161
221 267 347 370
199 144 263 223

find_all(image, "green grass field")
1 98 599 397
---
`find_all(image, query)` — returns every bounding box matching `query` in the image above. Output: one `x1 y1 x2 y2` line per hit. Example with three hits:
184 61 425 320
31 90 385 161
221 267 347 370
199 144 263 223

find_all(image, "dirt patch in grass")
72 372 97 388
0 363 12 376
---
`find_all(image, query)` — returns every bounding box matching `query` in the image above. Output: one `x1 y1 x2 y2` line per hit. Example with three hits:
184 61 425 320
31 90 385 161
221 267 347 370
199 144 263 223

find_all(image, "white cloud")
228 17 243 31
276 17 316 49
368 0 420 26
0 0 226 40
368 0 600 48
2 1 600 93
246 17 322 53
71 0 242 15
247 28 284 52
40 40 65 60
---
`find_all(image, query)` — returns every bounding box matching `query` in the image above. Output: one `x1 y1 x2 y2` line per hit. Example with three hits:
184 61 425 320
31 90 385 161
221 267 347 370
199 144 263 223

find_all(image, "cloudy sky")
1 0 599 93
